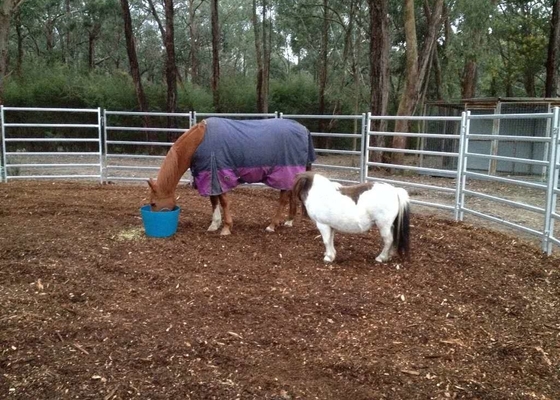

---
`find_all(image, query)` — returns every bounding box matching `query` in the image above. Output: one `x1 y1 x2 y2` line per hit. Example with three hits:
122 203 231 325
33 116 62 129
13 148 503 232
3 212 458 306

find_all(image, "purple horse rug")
191 117 316 196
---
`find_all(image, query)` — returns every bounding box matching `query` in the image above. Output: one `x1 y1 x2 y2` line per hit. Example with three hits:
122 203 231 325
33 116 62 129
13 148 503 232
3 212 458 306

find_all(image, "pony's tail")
291 172 314 219
393 188 410 258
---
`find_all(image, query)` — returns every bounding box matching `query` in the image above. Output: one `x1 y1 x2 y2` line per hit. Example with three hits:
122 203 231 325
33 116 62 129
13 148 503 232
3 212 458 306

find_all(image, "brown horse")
148 117 316 235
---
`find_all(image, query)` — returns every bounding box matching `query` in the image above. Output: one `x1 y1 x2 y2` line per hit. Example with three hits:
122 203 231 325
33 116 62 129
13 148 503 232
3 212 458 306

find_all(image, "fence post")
544 107 560 254
1 105 6 183
97 107 104 184
363 113 371 182
360 113 367 183
455 111 470 221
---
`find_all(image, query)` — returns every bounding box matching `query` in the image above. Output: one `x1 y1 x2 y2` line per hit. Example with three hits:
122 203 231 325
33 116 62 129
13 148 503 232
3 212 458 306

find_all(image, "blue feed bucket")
140 205 181 238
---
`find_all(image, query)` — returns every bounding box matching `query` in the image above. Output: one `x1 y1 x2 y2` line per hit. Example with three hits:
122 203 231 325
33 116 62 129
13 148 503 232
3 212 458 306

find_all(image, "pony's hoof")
375 256 387 263
283 220 293 227
220 228 231 236
207 224 220 232
323 255 335 263
265 225 275 232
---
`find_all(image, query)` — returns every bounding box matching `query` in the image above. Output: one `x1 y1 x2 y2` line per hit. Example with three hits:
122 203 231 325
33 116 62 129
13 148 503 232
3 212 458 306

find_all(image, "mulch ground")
1 181 559 400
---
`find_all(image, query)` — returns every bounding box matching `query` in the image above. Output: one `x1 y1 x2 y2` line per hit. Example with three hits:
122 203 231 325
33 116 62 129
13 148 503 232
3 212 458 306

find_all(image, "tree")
211 0 221 111
0 0 26 104
119 0 150 126
368 0 390 164
252 0 266 112
164 0 178 125
392 0 444 164
188 0 203 85
545 0 560 97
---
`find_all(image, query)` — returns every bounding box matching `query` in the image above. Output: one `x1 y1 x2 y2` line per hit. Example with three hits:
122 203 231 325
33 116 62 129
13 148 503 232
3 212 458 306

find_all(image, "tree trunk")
252 0 264 112
164 0 177 133
317 0 329 149
331 0 356 148
119 0 150 131
433 46 443 100
545 0 560 97
1 0 26 104
524 71 536 97
211 0 220 112
461 59 477 99
262 0 270 113
369 0 390 164
188 0 200 85
65 0 71 63
15 10 23 78
392 0 444 165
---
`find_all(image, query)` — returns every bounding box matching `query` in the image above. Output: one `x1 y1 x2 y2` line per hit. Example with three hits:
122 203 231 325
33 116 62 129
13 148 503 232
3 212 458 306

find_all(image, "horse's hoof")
220 228 231 236
323 255 335 263
265 225 275 232
283 220 293 227
207 224 220 232
375 256 386 263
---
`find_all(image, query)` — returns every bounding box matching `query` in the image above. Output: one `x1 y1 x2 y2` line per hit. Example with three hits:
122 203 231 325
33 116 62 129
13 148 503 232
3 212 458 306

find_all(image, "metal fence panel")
1 106 560 255
1 106 102 182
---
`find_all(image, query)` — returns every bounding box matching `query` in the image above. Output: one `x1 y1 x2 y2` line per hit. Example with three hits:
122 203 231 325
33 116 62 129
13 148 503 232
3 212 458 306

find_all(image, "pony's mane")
156 122 206 194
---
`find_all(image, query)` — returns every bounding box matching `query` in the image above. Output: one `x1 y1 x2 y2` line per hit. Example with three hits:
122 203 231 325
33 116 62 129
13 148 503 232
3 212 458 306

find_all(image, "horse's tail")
393 187 411 258
307 129 317 166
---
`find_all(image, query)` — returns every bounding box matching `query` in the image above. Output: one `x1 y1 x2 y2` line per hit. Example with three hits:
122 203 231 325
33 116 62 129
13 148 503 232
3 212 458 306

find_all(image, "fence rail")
1 106 560 255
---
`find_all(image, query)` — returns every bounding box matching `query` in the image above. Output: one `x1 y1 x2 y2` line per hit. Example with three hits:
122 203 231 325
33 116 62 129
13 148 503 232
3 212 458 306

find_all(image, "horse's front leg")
375 223 394 263
218 194 233 235
207 196 222 232
266 190 291 232
316 222 336 263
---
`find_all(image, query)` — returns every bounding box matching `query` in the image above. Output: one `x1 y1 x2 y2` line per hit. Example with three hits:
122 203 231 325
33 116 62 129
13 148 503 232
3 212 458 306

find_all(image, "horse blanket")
191 117 316 196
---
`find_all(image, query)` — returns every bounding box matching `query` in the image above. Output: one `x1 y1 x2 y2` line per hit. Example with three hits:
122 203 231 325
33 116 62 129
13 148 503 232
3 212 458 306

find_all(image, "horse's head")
147 178 176 211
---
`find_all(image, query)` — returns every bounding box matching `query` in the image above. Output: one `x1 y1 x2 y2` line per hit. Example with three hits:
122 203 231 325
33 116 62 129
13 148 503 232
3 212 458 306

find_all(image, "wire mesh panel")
497 103 550 175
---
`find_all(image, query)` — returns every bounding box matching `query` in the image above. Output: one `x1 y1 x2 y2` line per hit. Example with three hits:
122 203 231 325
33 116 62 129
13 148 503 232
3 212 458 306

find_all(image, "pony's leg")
265 190 290 232
316 222 336 263
207 196 222 232
218 194 233 236
375 222 394 263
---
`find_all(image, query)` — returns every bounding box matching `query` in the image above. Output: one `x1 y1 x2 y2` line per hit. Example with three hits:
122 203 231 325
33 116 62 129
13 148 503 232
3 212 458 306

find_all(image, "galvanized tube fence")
1 106 560 254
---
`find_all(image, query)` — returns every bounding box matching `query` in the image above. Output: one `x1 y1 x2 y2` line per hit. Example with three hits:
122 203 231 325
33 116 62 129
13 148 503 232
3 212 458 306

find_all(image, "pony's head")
147 178 176 211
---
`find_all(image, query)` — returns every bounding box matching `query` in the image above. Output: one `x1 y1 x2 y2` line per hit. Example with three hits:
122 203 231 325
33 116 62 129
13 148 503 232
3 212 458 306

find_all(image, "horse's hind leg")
375 222 394 263
284 190 296 228
207 196 222 232
218 194 233 235
266 190 290 232
317 222 336 263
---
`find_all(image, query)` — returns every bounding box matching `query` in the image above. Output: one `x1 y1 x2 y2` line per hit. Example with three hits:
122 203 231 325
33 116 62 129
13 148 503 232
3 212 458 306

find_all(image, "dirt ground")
1 180 559 400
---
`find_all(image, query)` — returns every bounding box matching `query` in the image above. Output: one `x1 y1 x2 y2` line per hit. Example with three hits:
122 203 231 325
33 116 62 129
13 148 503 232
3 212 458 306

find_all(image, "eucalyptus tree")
452 0 498 98
392 0 444 163
368 0 390 162
82 0 118 70
120 0 150 122
211 0 220 110
0 0 25 103
545 0 560 97
491 0 550 96
253 0 272 112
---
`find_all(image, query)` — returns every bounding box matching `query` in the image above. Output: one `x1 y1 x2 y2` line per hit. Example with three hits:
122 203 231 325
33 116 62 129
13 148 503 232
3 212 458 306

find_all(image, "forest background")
0 0 559 144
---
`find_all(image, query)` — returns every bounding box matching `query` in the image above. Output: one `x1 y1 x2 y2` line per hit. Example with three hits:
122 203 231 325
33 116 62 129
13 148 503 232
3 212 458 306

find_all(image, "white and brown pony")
292 172 410 263
148 117 316 235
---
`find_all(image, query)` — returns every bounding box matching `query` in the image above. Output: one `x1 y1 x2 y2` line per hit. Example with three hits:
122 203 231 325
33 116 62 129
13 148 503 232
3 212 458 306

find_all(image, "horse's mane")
156 122 206 194
157 147 181 194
